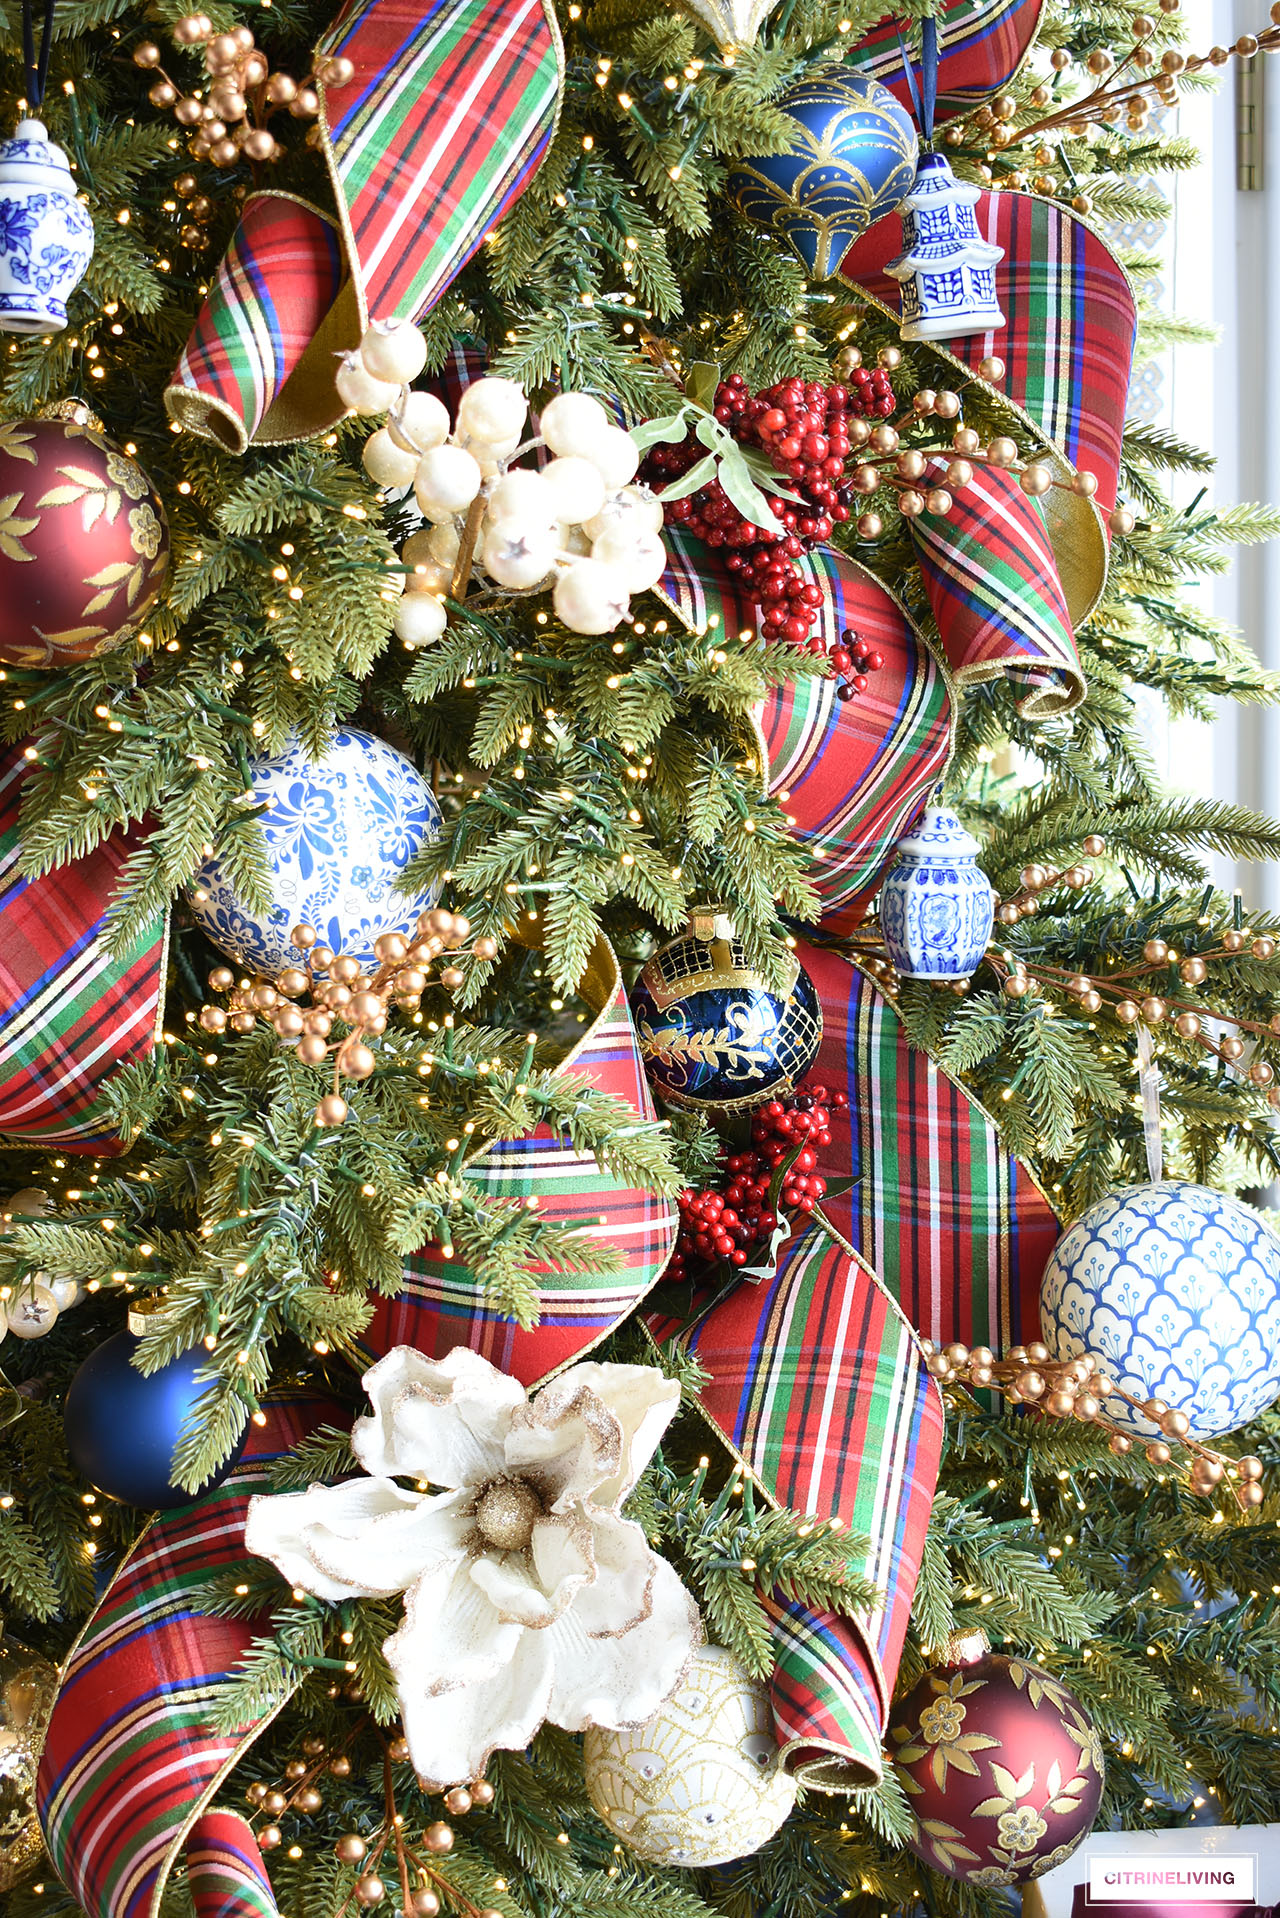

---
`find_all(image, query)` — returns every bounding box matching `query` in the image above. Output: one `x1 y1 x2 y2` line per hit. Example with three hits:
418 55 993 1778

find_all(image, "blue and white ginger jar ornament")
885 151 1004 342
189 727 441 975
1041 1181 1280 1441
878 804 995 981
630 909 822 1112
0 119 94 335
726 73 918 279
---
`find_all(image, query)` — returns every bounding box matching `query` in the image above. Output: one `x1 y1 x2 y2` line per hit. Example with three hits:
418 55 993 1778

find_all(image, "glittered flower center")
473 1475 546 1552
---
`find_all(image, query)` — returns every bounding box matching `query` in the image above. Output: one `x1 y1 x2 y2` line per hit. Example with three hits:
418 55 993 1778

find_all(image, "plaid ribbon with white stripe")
37 1398 336 1918
648 1223 944 1788
845 0 1044 123
840 188 1136 642
910 455 1086 717
362 933 680 1380
165 0 561 451
0 744 167 1153
660 529 953 934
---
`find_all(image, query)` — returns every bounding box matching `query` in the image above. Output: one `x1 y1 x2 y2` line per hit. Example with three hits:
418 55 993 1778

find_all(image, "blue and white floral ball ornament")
189 729 441 974
1040 1181 1280 1441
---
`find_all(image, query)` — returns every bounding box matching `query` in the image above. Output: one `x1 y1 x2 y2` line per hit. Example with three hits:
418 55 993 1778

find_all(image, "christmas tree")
3 0 1280 1912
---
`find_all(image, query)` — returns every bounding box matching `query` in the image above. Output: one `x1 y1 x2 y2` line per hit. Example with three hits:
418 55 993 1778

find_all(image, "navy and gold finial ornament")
630 908 822 1112
726 72 918 279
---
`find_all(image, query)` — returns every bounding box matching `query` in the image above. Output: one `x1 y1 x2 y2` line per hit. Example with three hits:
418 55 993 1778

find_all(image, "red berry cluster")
640 373 894 690
666 1082 849 1283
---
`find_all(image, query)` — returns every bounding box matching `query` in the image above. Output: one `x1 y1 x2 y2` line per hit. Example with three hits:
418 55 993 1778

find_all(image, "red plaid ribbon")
841 189 1136 537
660 530 953 934
362 933 679 1380
37 1397 337 1918
846 0 1044 123
165 0 561 450
799 942 1057 1349
647 1223 943 1787
0 745 166 1154
911 456 1085 717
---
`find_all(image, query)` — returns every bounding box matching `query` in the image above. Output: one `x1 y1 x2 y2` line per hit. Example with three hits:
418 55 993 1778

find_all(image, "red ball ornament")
0 408 170 667
889 1639 1103 1887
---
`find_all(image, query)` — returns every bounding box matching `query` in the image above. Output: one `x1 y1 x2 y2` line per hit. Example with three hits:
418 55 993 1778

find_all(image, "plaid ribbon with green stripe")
648 1223 943 1788
37 1397 337 1918
361 934 680 1379
910 456 1086 717
798 941 1058 1351
845 0 1044 123
0 743 167 1154
165 0 561 450
661 529 953 934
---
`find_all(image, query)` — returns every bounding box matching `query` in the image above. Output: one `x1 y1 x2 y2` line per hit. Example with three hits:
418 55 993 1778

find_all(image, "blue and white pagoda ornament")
0 119 94 334
884 150 1004 342
878 803 995 981
0 0 94 336
880 18 1004 343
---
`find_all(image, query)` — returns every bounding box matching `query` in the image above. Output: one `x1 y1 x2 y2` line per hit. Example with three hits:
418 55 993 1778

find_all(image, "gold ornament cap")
944 1627 991 1666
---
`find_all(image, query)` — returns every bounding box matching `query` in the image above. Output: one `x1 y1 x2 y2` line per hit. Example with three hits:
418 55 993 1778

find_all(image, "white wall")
1158 2 1280 907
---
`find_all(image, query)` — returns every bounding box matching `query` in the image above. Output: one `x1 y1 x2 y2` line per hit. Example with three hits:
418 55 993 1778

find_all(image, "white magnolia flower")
245 1347 701 1788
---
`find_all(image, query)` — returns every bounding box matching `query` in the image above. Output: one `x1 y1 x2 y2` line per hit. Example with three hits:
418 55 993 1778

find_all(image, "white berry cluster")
336 319 668 646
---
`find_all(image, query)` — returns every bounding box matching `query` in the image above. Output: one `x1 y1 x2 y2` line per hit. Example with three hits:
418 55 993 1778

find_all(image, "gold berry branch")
246 1726 361 1853
132 13 355 177
922 1336 1267 1505
1013 6 1280 145
829 344 1131 539
331 1741 499 1918
198 912 501 1130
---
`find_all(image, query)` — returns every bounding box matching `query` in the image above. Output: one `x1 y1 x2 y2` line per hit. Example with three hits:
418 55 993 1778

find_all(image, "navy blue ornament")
630 911 822 1111
726 73 918 279
64 1326 247 1508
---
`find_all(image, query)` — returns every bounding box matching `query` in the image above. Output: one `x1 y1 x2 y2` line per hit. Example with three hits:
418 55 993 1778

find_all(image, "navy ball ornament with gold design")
630 909 822 1112
726 72 918 279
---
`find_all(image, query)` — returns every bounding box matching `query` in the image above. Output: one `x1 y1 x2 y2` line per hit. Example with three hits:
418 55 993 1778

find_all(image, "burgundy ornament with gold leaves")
889 1637 1103 1887
0 408 169 667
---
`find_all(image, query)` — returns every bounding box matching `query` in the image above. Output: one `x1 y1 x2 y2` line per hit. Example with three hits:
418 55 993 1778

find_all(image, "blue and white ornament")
0 120 94 335
726 73 918 279
1040 1181 1280 1441
878 804 995 981
885 151 1005 342
189 728 441 975
630 911 822 1112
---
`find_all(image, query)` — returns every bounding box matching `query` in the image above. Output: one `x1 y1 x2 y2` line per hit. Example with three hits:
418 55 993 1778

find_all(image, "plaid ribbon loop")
647 1223 944 1788
164 0 562 451
846 0 1044 125
910 453 1086 718
37 1398 338 1918
660 528 954 934
361 930 680 1377
841 188 1136 642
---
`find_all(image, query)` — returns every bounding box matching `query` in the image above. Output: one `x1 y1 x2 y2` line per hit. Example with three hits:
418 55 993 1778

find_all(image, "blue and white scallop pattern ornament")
1040 1181 1280 1441
188 728 441 974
